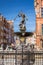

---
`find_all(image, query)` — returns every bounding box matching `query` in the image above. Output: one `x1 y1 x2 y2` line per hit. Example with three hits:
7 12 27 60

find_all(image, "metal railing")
0 50 43 65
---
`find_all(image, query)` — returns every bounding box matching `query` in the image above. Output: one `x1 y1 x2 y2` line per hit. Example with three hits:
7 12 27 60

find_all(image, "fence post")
2 51 4 65
22 44 23 65
15 49 17 65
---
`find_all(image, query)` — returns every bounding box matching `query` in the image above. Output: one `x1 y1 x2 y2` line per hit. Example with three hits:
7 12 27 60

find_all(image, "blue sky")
0 0 36 32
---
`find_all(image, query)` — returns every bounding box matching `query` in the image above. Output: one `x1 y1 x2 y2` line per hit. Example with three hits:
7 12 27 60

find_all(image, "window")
1 39 3 42
1 27 3 30
41 8 43 17
41 40 43 48
42 41 43 48
42 24 43 35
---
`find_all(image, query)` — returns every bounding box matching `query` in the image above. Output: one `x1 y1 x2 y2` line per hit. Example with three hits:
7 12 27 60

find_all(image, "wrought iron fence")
0 50 43 65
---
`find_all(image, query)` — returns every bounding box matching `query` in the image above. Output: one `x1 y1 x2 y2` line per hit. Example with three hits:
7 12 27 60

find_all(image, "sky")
0 0 36 32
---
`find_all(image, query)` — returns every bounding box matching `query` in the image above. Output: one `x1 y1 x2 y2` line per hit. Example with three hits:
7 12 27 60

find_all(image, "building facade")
7 20 14 44
0 15 14 49
34 0 43 49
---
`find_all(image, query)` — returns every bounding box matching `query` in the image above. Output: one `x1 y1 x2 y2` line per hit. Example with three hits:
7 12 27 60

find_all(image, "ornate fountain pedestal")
14 13 34 47
14 13 35 65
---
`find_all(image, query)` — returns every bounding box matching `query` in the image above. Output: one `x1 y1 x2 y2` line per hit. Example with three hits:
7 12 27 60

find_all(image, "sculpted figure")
19 13 26 32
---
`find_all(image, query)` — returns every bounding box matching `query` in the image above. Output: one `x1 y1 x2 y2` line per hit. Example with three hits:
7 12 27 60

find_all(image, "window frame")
41 8 43 17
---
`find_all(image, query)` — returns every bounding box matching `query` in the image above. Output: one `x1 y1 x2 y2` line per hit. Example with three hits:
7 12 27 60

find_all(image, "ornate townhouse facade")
0 14 14 48
34 0 43 49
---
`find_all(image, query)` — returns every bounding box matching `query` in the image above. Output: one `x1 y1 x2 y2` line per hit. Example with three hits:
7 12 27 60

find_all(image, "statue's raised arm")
19 13 26 33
